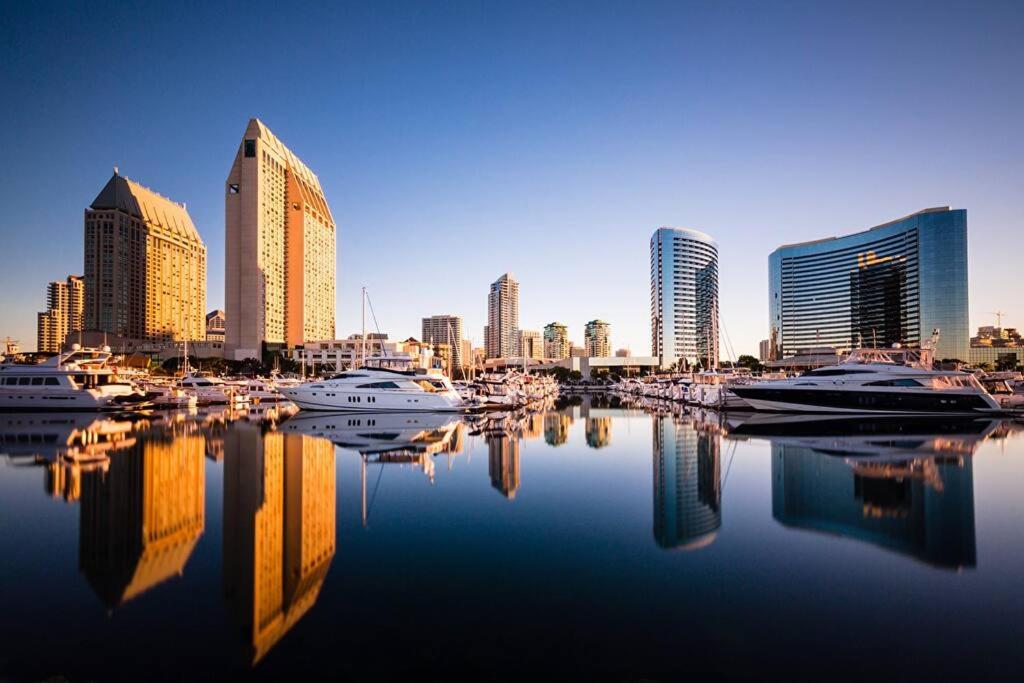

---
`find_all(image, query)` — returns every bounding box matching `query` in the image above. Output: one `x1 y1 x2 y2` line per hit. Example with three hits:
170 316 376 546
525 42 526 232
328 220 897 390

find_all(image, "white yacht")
0 346 151 411
730 347 1003 415
178 373 247 406
279 367 465 412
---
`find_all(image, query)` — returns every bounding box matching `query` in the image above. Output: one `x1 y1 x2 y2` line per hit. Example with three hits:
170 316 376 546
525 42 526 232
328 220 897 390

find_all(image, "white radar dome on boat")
71 343 81 351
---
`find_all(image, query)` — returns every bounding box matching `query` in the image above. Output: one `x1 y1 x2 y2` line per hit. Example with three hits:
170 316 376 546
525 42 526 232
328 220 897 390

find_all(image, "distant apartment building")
518 330 543 360
759 339 772 362
422 314 465 367
225 118 336 360
485 273 519 359
37 275 84 352
651 227 719 370
570 345 587 358
84 172 207 343
615 348 630 357
769 207 968 362
206 309 226 343
584 320 611 357
543 322 570 360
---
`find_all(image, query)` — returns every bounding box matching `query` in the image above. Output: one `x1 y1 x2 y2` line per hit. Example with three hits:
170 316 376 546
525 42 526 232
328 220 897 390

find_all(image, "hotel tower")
225 119 336 360
484 273 519 359
84 172 207 342
650 227 719 370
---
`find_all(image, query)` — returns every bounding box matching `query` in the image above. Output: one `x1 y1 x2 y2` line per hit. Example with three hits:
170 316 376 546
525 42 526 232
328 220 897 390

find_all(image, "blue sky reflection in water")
1 400 1023 680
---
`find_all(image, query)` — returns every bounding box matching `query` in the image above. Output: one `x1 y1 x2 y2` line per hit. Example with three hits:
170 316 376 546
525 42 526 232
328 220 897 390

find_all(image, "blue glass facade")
769 207 968 361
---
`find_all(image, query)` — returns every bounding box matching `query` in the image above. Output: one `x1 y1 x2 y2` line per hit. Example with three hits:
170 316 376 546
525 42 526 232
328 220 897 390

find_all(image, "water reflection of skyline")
223 423 336 664
652 416 722 550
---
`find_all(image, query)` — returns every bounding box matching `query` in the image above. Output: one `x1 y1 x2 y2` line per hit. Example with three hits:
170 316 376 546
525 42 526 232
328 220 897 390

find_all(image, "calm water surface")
1 397 1023 680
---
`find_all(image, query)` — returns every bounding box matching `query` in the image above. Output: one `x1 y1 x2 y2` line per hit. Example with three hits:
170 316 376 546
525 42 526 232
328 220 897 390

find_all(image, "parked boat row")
615 345 1024 416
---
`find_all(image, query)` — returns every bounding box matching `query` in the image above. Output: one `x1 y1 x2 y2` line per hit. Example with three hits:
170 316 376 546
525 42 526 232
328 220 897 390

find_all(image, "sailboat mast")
361 286 366 369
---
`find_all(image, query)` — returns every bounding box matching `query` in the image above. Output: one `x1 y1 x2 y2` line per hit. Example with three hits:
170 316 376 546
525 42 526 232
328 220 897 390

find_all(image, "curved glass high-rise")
650 227 719 369
769 207 968 362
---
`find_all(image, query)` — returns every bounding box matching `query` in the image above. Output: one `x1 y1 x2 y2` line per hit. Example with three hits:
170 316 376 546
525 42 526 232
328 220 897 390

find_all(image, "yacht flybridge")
730 346 1003 415
0 346 151 411
279 367 465 412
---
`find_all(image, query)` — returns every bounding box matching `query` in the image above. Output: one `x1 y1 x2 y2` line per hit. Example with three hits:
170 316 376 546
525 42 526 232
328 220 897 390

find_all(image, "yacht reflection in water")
652 416 722 550
728 414 985 569
222 422 336 665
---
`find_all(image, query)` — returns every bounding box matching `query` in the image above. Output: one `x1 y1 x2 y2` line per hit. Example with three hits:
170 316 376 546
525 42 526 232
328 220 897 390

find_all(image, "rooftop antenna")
113 166 119 175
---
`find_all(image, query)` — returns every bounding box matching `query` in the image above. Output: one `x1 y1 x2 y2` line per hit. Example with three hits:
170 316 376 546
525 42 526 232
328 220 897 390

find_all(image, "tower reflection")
771 439 977 569
488 432 520 499
652 416 721 550
78 425 206 607
585 416 612 449
543 412 572 446
222 423 336 665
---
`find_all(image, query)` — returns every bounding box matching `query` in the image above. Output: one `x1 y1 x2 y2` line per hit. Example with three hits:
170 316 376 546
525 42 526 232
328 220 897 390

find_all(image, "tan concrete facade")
37 275 84 352
84 174 207 342
225 119 336 360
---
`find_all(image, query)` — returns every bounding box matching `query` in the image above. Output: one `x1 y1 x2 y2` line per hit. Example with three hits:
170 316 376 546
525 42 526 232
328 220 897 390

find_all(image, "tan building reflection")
585 417 612 449
223 424 336 665
543 413 572 446
79 431 206 607
487 432 520 499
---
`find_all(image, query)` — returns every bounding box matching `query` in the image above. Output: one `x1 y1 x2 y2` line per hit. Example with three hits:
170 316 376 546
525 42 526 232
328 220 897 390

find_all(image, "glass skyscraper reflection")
768 207 968 361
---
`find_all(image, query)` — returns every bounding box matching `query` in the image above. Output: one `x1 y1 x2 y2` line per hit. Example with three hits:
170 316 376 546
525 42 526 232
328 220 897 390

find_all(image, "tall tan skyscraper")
225 119 336 360
83 172 207 342
485 272 519 359
36 275 84 352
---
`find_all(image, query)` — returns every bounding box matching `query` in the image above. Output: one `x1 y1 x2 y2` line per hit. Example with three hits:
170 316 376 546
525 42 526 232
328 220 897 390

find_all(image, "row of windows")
2 377 60 386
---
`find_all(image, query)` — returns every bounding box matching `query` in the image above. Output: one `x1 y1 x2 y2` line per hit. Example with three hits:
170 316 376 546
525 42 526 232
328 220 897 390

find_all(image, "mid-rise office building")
584 319 611 357
206 309 226 343
422 314 464 367
37 275 84 352
225 119 336 360
543 322 570 360
650 227 719 369
485 273 519 359
769 207 968 361
84 172 207 342
759 339 771 363
518 330 543 360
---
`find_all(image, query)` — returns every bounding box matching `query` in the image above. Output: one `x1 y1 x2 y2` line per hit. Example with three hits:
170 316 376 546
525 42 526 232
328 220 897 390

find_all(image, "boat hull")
730 386 998 415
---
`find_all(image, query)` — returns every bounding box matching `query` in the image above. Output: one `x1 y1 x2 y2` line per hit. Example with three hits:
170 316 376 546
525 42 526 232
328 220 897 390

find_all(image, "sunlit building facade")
422 314 465 368
484 273 519 359
518 329 543 360
543 322 570 360
84 172 207 342
584 320 611 357
650 227 719 369
37 275 84 352
769 207 968 361
225 119 336 360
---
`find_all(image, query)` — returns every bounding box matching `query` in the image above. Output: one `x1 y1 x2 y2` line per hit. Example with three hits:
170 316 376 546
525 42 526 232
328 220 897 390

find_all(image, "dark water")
2 398 1023 681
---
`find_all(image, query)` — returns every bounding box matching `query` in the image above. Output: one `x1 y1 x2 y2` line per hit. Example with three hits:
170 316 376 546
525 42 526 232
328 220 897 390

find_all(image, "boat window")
357 381 400 389
19 377 32 386
414 380 438 392
2 377 15 385
865 379 923 387
802 369 875 377
44 378 60 386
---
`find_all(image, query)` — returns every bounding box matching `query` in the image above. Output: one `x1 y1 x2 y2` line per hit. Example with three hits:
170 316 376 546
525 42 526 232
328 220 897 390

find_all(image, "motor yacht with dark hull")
730 348 1003 416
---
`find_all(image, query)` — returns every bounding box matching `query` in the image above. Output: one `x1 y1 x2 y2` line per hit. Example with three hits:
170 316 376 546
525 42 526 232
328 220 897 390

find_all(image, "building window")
244 139 256 157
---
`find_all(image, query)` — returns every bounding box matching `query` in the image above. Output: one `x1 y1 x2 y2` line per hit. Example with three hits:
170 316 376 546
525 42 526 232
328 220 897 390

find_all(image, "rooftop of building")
652 226 717 246
774 206 955 252
90 171 204 244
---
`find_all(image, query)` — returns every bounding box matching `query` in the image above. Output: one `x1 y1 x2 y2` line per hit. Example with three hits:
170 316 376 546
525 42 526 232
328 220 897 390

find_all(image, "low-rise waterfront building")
206 310 226 342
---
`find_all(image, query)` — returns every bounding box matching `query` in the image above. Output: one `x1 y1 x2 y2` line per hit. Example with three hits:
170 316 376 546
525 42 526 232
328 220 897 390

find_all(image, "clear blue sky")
1 0 1021 354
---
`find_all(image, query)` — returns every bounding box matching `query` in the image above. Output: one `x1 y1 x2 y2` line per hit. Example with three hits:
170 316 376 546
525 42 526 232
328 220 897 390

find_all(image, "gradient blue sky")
1 0 1021 355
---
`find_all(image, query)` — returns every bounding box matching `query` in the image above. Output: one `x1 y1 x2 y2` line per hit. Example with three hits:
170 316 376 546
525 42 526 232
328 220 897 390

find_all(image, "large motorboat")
278 367 465 412
0 346 151 411
729 346 1003 415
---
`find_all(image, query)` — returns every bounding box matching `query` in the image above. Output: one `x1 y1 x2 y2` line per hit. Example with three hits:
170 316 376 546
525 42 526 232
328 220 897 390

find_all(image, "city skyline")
1 2 1022 356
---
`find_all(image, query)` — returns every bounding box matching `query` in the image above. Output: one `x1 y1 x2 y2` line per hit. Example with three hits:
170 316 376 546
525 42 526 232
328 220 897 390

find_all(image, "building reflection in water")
652 416 721 550
78 425 206 608
771 442 977 568
585 416 612 449
543 413 572 446
488 431 520 499
223 422 336 665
